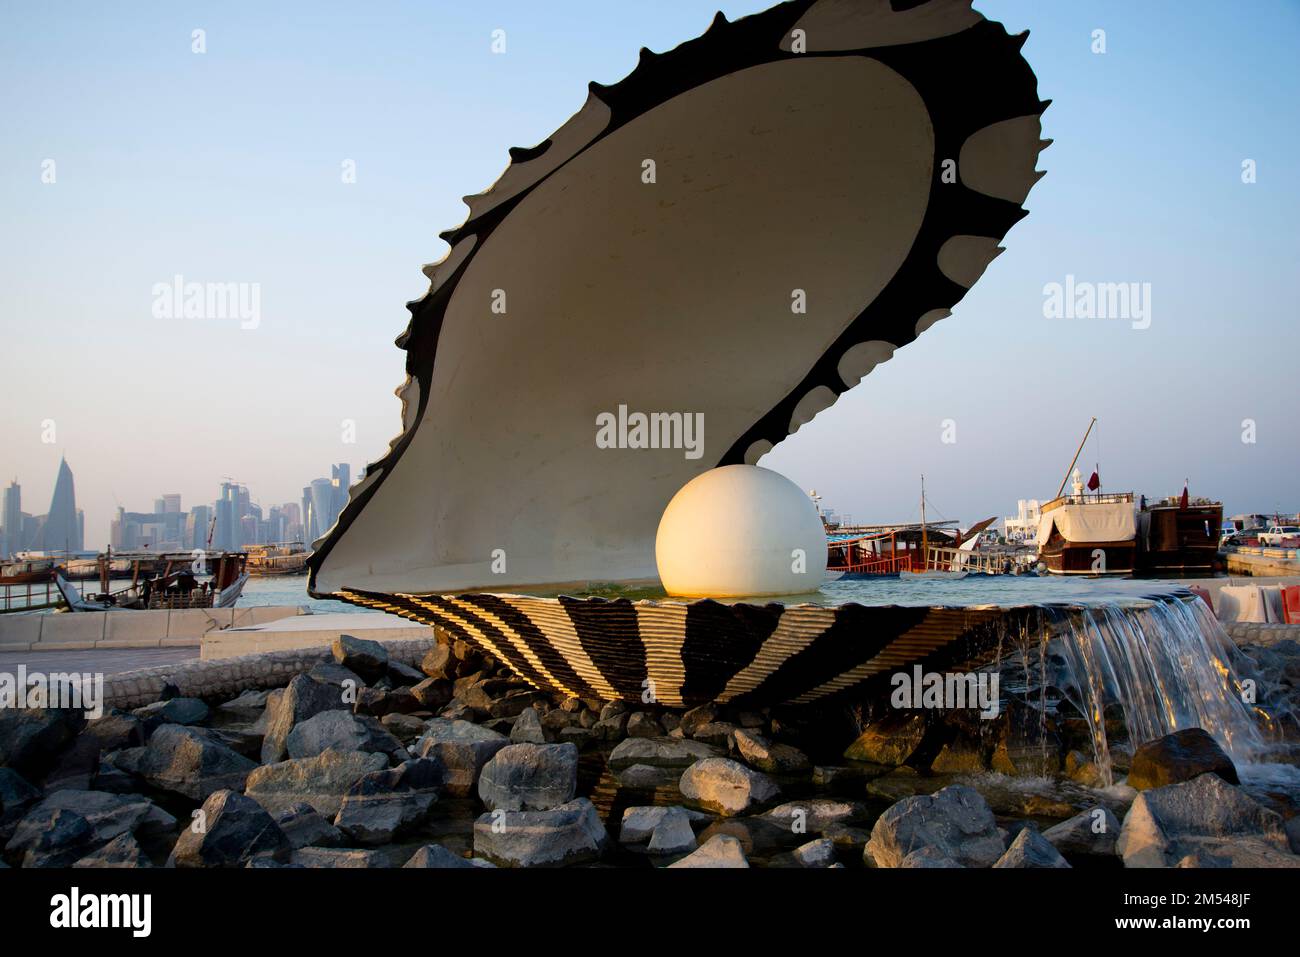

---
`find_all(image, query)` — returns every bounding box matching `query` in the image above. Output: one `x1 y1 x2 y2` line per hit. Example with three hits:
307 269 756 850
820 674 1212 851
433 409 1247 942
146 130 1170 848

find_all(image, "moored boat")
1036 488 1137 575
54 552 249 611
0 557 57 584
245 542 311 576
1136 494 1223 576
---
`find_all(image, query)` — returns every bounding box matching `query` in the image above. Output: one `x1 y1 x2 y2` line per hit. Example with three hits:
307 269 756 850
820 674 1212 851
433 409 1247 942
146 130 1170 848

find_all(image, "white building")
1003 499 1042 546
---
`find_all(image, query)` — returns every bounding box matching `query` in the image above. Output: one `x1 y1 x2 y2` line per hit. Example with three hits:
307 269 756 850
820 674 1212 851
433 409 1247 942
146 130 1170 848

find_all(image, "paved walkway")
0 647 198 678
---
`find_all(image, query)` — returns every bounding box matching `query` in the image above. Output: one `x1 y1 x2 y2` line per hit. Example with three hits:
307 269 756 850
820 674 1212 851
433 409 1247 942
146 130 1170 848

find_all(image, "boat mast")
1055 417 1097 500
920 474 928 569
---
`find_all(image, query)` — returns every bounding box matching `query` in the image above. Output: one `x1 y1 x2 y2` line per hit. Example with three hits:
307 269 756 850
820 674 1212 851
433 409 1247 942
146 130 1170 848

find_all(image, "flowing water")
1044 596 1269 786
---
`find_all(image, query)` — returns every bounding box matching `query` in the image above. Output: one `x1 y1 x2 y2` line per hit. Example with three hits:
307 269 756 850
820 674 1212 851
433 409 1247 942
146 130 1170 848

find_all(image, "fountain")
1040 595 1271 786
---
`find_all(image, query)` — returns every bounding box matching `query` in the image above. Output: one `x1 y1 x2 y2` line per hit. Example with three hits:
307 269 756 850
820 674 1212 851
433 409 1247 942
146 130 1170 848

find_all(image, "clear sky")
2 0 1297 548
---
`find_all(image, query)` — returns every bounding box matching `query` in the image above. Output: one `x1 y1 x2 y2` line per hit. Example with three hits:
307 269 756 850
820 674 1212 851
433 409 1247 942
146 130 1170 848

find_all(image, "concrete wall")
0 605 304 652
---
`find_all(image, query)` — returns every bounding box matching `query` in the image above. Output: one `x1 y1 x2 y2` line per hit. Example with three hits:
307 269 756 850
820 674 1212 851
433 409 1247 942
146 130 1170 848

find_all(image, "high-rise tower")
40 458 81 553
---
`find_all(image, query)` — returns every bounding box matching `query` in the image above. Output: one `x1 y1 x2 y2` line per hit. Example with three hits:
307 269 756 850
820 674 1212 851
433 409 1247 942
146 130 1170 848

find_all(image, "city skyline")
0 457 357 555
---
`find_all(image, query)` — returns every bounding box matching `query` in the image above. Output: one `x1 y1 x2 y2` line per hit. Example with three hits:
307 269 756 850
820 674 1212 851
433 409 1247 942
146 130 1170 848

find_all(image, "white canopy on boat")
1038 502 1135 546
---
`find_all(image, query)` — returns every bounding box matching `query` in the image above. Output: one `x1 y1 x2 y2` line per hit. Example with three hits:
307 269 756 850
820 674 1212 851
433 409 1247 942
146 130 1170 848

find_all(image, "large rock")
477 743 577 812
333 758 442 846
137 725 257 800
619 805 709 844
667 833 748 868
171 790 291 868
82 711 146 752
261 673 352 764
333 634 390 683
5 807 95 867
1126 728 1239 791
250 689 284 734
0 707 86 778
691 721 738 747
43 735 100 792
993 827 1071 868
134 697 209 729
489 690 550 720
1117 773 1297 868
1042 807 1121 858
609 736 717 770
285 711 404 760
646 807 697 854
387 659 426 686
308 661 364 689
473 798 607 867
0 768 40 825
274 802 344 849
414 719 508 797
73 832 150 868
793 837 837 868
19 790 174 845
404 844 493 868
679 704 718 738
245 749 389 818
679 757 779 816
411 677 453 711
218 689 272 714
626 713 662 738
619 805 706 855
843 712 928 765
381 713 428 743
760 799 867 833
291 847 387 868
730 729 810 774
510 707 547 744
421 643 454 680
592 712 629 741
866 785 1005 868
898 846 963 868
355 686 420 718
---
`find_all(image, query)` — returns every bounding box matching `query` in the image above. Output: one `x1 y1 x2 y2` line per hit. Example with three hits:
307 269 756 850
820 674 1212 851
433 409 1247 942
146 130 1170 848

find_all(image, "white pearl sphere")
655 465 827 598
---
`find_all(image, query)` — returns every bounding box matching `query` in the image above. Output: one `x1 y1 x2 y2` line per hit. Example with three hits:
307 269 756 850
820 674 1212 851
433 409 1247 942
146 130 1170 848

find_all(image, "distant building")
301 464 353 543
39 458 82 553
1003 499 1042 546
21 513 41 552
1 480 20 559
186 505 213 549
309 478 335 541
214 482 244 552
301 487 313 541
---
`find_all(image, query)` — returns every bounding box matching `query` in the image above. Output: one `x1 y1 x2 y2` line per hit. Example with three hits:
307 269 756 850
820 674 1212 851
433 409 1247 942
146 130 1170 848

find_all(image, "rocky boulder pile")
3 628 1298 870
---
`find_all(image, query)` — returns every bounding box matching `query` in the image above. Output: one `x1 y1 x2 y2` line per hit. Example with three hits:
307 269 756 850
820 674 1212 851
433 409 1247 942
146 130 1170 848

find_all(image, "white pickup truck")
1258 525 1300 546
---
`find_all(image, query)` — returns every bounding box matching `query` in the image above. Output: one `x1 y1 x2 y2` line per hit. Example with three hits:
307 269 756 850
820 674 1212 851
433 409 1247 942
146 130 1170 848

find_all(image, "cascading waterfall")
1045 595 1267 787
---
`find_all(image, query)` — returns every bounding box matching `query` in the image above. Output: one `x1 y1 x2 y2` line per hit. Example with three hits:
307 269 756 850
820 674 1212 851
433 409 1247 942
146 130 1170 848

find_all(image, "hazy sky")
2 1 1298 549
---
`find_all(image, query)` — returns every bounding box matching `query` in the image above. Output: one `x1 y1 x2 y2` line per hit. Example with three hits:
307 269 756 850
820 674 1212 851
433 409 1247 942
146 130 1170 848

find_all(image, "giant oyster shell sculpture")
309 0 1049 706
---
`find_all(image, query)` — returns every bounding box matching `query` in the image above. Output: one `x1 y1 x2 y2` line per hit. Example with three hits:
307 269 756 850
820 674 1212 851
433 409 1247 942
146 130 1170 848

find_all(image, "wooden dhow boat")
55 552 249 611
